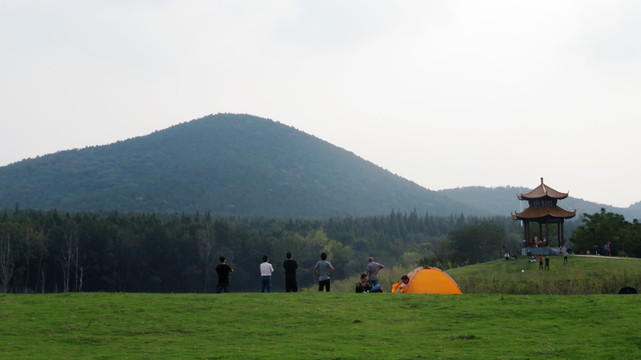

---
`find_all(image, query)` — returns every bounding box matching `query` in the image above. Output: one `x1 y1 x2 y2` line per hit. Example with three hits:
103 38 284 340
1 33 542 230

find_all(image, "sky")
2 1 640 208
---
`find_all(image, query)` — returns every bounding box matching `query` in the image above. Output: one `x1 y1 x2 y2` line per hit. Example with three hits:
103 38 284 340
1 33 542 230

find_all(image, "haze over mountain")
438 186 641 221
1 113 639 220
0 114 470 217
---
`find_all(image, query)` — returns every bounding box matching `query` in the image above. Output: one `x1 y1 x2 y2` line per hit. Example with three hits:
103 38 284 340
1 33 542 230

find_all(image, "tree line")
569 208 641 257
1 208 532 293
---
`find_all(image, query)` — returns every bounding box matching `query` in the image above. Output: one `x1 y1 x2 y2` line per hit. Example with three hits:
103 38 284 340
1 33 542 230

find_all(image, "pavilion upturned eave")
517 177 569 201
512 205 577 221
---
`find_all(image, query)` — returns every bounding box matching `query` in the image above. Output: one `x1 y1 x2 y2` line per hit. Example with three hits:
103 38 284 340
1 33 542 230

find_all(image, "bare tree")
197 223 216 293
0 228 15 293
78 266 84 292
20 224 45 293
40 269 46 294
74 237 81 292
35 231 50 294
61 227 78 293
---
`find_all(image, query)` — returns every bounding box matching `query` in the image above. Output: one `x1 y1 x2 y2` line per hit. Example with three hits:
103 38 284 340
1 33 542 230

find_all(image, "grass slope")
329 255 641 296
447 255 641 295
1 292 641 359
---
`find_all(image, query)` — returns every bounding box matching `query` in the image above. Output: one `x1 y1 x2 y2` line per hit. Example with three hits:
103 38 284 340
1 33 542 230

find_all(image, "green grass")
3 256 641 359
447 255 641 294
331 255 641 295
2 292 641 359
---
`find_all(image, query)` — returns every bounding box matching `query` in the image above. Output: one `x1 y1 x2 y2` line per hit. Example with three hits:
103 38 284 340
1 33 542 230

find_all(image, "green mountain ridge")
1 113 639 219
438 186 641 221
0 113 470 217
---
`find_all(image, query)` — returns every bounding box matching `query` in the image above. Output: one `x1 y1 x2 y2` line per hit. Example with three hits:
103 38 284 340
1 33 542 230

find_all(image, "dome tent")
392 266 463 294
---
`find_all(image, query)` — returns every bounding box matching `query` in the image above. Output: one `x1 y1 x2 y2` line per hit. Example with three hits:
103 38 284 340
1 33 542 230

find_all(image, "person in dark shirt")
356 274 372 293
215 256 233 293
356 274 382 293
283 252 298 292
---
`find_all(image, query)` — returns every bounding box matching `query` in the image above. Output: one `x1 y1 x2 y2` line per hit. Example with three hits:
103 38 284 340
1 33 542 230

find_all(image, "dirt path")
573 254 638 260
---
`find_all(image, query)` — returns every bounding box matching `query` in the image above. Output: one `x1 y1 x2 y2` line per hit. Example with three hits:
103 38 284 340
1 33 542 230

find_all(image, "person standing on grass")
545 256 550 270
366 257 384 287
215 256 233 293
564 251 568 264
313 253 334 292
260 255 274 293
539 255 543 269
283 252 298 293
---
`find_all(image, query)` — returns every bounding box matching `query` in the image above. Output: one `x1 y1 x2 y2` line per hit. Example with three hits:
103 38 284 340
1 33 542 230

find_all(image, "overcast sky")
2 1 640 208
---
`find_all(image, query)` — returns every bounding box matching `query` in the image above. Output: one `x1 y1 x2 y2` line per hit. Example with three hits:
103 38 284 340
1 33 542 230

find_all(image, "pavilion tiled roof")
512 205 576 220
518 177 569 200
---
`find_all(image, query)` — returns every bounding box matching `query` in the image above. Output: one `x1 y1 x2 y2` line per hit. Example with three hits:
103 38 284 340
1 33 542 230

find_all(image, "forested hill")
438 186 641 221
0 113 472 217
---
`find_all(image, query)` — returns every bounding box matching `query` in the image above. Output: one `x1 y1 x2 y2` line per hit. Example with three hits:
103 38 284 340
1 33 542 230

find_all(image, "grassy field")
447 255 641 294
2 291 641 359
2 256 641 359
331 255 641 295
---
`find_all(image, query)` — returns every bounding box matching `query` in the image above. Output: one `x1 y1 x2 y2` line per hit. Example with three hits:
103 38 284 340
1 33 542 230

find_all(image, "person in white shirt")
260 255 274 293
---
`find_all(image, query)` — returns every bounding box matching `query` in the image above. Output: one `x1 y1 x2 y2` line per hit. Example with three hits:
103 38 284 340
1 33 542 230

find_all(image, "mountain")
3 113 637 220
438 186 641 221
437 186 530 216
0 113 473 217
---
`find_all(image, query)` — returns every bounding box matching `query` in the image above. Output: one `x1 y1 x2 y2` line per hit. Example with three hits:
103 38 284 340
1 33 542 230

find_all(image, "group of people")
356 257 412 293
258 252 335 293
214 254 393 293
522 236 550 248
215 252 337 293
528 255 551 270
525 251 571 270
258 252 308 293
355 257 385 293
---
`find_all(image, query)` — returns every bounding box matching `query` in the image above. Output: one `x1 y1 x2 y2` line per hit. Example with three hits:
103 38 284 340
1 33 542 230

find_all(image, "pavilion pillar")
546 223 550 244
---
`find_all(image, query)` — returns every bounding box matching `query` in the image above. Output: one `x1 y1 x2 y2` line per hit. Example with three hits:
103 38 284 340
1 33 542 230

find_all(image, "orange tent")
391 266 462 294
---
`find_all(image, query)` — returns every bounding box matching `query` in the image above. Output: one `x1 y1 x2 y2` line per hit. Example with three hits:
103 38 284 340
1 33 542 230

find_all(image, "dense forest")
0 209 530 293
0 114 469 217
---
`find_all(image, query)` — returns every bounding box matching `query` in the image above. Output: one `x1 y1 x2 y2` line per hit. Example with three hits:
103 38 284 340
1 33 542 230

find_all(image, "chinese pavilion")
512 178 576 249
